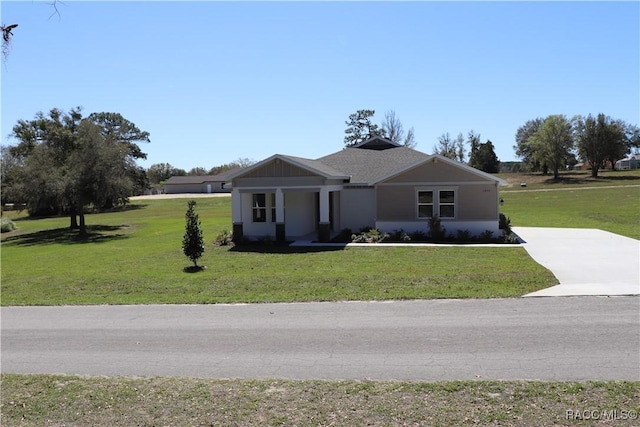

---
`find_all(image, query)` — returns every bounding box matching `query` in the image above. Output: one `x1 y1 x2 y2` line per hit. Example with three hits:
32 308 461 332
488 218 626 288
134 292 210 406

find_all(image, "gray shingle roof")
317 146 430 184
278 154 350 179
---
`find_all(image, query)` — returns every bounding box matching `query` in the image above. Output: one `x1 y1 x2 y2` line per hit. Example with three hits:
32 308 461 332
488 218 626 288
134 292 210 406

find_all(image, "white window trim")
416 187 457 220
252 193 267 223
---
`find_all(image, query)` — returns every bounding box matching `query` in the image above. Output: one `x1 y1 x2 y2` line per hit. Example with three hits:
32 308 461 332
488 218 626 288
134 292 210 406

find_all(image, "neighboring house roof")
165 169 240 185
617 155 639 162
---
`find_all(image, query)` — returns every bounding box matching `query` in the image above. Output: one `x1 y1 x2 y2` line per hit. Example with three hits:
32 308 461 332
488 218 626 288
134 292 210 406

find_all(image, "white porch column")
231 188 242 223
319 187 330 223
275 188 285 223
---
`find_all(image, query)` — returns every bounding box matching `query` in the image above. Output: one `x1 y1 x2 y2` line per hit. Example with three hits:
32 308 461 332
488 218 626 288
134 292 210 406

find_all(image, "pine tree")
182 200 204 268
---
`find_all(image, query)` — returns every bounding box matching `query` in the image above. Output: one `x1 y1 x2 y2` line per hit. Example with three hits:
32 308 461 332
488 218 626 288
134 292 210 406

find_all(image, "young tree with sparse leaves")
381 110 417 148
182 200 205 268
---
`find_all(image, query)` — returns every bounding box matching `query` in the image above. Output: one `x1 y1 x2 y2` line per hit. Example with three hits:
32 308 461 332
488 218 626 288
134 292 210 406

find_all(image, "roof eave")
226 154 350 181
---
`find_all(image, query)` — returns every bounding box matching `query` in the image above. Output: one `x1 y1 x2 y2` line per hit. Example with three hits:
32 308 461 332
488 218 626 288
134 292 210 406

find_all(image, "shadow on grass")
10 204 149 223
543 174 640 185
2 225 131 246
229 244 345 254
183 265 208 273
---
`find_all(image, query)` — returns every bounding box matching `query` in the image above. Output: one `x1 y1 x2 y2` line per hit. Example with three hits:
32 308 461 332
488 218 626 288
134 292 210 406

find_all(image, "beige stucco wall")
377 159 499 223
376 186 414 221
457 184 498 220
377 184 498 221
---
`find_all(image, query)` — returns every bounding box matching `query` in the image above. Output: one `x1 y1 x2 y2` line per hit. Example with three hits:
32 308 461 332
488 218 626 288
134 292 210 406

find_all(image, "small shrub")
351 228 390 243
478 230 495 243
502 232 520 244
455 229 473 243
499 213 518 243
213 230 234 246
427 216 447 242
1 217 17 233
390 229 411 242
499 213 512 234
410 230 428 241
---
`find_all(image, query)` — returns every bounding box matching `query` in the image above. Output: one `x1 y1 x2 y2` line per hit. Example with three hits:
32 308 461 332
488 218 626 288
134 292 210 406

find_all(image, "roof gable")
378 154 507 185
227 154 349 181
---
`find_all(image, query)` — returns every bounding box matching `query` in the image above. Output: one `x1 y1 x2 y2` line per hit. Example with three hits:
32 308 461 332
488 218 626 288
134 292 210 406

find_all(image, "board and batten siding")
244 160 316 178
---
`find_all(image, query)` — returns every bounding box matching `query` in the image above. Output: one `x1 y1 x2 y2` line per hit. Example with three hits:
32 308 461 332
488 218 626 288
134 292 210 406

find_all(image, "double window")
417 189 456 219
252 193 279 223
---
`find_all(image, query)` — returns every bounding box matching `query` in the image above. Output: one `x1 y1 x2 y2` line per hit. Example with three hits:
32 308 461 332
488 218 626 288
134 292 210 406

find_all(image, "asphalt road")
2 297 639 381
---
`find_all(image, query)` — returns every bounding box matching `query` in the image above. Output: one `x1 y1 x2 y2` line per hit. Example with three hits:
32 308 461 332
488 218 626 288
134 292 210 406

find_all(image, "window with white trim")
439 190 455 218
270 193 277 223
417 191 433 218
252 193 266 222
417 189 456 219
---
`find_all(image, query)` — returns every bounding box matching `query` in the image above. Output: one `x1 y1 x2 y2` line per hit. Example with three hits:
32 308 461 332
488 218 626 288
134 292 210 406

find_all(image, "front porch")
231 186 342 243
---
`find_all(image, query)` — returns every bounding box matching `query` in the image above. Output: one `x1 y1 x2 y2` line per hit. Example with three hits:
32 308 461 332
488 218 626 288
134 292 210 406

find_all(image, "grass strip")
2 374 639 426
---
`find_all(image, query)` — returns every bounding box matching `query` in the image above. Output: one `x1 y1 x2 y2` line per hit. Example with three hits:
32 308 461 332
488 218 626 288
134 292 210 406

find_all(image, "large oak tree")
6 107 149 236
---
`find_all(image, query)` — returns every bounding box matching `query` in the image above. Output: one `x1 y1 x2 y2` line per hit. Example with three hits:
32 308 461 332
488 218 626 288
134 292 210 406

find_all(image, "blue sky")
2 1 638 171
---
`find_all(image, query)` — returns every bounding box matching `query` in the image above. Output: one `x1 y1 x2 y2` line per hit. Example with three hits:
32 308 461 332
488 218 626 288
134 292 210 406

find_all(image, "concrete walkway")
514 227 640 297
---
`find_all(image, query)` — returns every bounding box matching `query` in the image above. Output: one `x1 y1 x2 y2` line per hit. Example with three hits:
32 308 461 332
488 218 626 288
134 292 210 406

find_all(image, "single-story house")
615 155 640 170
226 136 506 242
163 170 236 194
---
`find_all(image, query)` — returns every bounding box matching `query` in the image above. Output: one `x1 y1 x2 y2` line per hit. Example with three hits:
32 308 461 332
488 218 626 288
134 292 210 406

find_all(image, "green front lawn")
1 197 555 306
499 172 640 239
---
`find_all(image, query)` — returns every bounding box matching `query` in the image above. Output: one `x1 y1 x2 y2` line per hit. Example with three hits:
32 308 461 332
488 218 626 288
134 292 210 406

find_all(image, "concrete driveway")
513 227 640 297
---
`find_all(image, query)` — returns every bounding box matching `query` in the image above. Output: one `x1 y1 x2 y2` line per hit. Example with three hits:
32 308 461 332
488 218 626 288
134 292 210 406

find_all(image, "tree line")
344 109 501 174
354 109 639 177
146 158 256 186
1 108 258 232
515 114 639 178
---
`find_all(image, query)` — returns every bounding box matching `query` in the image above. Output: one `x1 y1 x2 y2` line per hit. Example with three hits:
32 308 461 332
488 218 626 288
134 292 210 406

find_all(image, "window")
252 194 266 222
417 189 456 219
270 193 276 222
439 190 455 218
417 191 433 218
